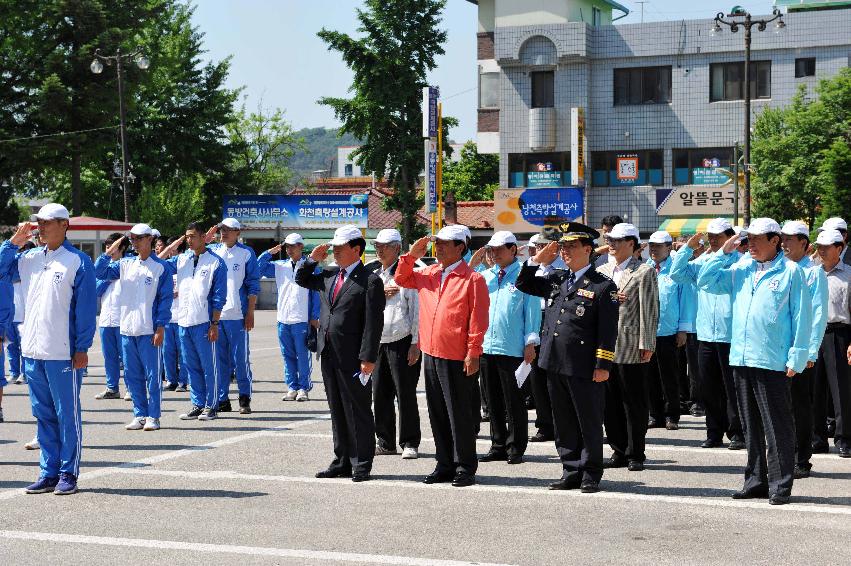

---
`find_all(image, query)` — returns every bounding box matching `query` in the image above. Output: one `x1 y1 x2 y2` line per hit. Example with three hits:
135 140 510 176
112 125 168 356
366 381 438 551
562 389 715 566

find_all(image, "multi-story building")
467 0 851 233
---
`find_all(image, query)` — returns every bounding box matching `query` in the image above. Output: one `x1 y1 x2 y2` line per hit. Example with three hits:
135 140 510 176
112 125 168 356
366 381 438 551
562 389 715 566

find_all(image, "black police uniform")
516 248 619 487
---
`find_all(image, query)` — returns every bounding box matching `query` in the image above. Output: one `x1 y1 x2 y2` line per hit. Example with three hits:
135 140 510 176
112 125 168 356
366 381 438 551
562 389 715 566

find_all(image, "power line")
0 125 118 145
442 86 477 100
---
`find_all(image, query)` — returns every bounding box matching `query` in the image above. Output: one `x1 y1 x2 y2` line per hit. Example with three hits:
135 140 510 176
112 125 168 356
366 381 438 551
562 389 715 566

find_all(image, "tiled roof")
67 216 134 230
454 201 494 229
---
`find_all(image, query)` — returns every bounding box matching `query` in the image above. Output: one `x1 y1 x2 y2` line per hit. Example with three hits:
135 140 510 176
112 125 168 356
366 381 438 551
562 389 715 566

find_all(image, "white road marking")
0 530 515 566
111 468 851 517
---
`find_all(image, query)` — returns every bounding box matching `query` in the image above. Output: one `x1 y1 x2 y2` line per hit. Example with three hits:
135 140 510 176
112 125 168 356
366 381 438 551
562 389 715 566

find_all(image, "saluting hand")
310 243 330 263
266 243 283 255
532 241 559 266
10 222 34 247
408 236 430 260
204 225 218 244
686 232 704 250
468 247 487 269
105 235 126 258
721 234 741 255
158 235 186 259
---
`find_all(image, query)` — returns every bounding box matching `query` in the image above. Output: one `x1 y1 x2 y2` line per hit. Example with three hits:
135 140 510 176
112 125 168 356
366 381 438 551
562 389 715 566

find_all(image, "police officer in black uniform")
516 222 620 493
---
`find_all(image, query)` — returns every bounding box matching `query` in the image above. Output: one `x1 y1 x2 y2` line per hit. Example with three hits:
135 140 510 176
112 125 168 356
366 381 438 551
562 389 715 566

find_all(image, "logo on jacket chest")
144 276 153 286
232 263 240 272
52 271 64 285
767 279 780 291
199 268 209 278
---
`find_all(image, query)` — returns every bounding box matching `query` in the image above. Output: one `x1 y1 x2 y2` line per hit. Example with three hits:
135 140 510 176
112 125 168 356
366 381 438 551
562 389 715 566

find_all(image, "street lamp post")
712 7 785 226
90 48 150 222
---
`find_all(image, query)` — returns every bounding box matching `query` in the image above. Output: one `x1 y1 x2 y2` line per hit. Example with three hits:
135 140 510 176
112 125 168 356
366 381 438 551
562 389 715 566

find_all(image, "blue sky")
191 0 781 142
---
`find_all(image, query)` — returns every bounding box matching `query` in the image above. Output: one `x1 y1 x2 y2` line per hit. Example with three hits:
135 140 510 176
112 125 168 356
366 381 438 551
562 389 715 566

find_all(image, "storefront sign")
223 195 368 228
655 186 741 216
494 187 584 233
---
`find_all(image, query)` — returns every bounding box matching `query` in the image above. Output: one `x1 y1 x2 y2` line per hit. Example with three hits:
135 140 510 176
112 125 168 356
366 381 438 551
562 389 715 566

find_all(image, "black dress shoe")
548 478 581 490
478 450 508 462
769 494 791 506
665 418 679 430
627 460 645 472
529 431 554 443
793 465 811 479
580 480 600 493
603 455 628 469
728 437 746 450
839 447 851 458
481 412 490 423
731 488 769 500
351 473 371 483
315 468 352 479
423 471 454 484
827 422 836 438
701 438 724 449
647 417 661 429
164 382 178 392
507 455 523 465
689 404 706 418
217 399 232 413
811 442 830 454
451 473 475 487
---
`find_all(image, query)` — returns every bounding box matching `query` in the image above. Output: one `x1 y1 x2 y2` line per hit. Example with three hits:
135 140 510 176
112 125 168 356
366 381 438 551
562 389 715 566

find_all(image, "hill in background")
287 127 360 179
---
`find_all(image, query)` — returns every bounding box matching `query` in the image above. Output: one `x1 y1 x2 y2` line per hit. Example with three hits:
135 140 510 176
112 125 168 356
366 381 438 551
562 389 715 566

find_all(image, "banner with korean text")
222 195 368 228
494 188 585 233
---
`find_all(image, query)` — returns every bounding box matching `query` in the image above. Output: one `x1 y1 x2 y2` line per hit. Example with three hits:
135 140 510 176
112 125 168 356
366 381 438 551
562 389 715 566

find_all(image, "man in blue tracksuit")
95 232 129 400
670 218 745 450
780 221 828 478
698 218 812 505
257 233 320 402
0 272 11 423
478 231 541 465
206 218 260 414
162 236 188 392
645 230 693 430
161 222 227 421
95 224 173 431
0 203 97 495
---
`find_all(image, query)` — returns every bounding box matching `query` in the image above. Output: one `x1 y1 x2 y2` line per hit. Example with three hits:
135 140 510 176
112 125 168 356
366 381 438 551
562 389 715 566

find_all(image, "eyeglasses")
605 237 626 245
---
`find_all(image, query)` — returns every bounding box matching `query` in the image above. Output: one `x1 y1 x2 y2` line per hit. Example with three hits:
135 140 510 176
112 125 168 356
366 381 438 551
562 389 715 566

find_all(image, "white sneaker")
125 417 146 430
14 375 26 385
282 389 298 401
402 447 418 459
24 438 40 450
124 391 132 401
143 417 160 431
296 389 309 402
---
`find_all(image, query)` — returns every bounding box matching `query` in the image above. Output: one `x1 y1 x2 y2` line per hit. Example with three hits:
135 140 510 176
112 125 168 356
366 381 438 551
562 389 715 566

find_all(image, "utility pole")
636 1 646 24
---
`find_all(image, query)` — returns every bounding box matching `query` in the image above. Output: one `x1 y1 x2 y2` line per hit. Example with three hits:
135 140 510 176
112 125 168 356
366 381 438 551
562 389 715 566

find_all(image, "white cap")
486 231 517 247
329 225 363 246
529 234 550 245
816 229 844 246
129 223 153 236
706 218 733 235
733 226 743 236
374 229 402 244
608 223 639 239
219 218 242 230
284 233 304 245
781 221 809 237
742 218 781 236
648 230 672 244
151 228 161 238
34 203 70 221
818 217 847 232
457 225 471 241
432 225 468 242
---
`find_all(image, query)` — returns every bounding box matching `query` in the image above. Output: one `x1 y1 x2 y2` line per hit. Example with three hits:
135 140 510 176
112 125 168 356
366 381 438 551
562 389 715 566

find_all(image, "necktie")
565 271 576 291
655 263 661 274
497 269 506 285
332 269 345 301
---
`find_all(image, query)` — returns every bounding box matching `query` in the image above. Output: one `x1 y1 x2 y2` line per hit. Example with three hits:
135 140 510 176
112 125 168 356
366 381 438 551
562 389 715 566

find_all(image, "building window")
672 148 733 185
508 152 570 188
344 164 353 177
592 7 602 26
531 71 554 109
795 57 816 78
710 61 771 102
613 67 672 105
591 150 664 187
479 70 499 109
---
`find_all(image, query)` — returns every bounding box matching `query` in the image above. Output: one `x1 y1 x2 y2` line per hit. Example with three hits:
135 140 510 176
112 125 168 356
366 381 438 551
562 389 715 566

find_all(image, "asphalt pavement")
1 310 849 565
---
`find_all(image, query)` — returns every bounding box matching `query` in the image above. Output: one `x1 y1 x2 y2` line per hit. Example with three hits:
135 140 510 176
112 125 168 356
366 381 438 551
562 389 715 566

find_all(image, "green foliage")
752 69 851 227
318 0 448 243
287 127 360 178
135 174 207 237
441 140 499 202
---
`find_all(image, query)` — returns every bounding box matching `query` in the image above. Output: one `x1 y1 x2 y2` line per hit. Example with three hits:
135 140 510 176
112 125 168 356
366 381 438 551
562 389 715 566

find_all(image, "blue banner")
516 188 584 225
223 195 368 228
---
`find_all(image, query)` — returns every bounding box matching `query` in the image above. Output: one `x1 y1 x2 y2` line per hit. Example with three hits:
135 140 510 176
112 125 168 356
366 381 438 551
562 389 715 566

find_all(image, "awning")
658 218 743 237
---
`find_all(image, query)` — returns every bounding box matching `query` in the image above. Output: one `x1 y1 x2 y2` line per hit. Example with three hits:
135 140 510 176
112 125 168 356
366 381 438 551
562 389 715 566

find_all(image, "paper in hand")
354 371 371 387
515 361 532 389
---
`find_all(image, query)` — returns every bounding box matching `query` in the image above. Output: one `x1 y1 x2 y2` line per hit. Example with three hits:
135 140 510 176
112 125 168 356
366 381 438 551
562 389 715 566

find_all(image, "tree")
752 68 851 226
441 140 499 202
317 0 448 243
227 102 304 194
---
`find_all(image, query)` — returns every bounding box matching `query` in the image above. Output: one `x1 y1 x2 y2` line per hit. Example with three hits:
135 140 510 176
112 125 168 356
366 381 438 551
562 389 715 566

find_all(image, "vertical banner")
422 87 439 138
570 108 586 187
424 139 438 213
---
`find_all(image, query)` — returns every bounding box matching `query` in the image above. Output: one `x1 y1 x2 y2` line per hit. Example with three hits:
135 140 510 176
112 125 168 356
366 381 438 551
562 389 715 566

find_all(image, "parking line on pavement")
0 530 516 566
110 468 851 517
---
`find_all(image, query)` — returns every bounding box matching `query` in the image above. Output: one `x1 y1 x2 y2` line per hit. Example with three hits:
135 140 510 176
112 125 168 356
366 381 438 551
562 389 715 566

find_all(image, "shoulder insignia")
610 291 619 303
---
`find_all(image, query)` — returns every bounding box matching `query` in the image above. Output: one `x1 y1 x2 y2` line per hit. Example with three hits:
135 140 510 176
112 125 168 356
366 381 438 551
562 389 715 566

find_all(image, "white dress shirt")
377 262 419 344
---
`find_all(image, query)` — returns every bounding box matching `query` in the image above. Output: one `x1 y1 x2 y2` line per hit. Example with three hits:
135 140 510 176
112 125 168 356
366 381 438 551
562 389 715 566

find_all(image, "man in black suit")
516 223 620 493
295 225 385 482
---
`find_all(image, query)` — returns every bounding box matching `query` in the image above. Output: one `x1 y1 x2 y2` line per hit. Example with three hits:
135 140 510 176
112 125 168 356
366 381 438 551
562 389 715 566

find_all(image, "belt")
826 322 851 331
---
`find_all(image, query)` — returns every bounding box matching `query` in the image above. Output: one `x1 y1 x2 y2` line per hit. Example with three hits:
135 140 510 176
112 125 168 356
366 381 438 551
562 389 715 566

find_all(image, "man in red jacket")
395 225 490 487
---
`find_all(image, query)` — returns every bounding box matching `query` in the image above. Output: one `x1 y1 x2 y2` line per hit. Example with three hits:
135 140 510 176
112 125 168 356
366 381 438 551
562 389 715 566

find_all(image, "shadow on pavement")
84 445 212 452
85 487 267 498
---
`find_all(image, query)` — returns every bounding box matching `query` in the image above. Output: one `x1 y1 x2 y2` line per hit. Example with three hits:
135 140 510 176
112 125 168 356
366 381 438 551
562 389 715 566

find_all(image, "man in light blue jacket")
478 231 541 465
645 231 693 430
698 218 812 505
670 219 745 450
780 221 828 478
